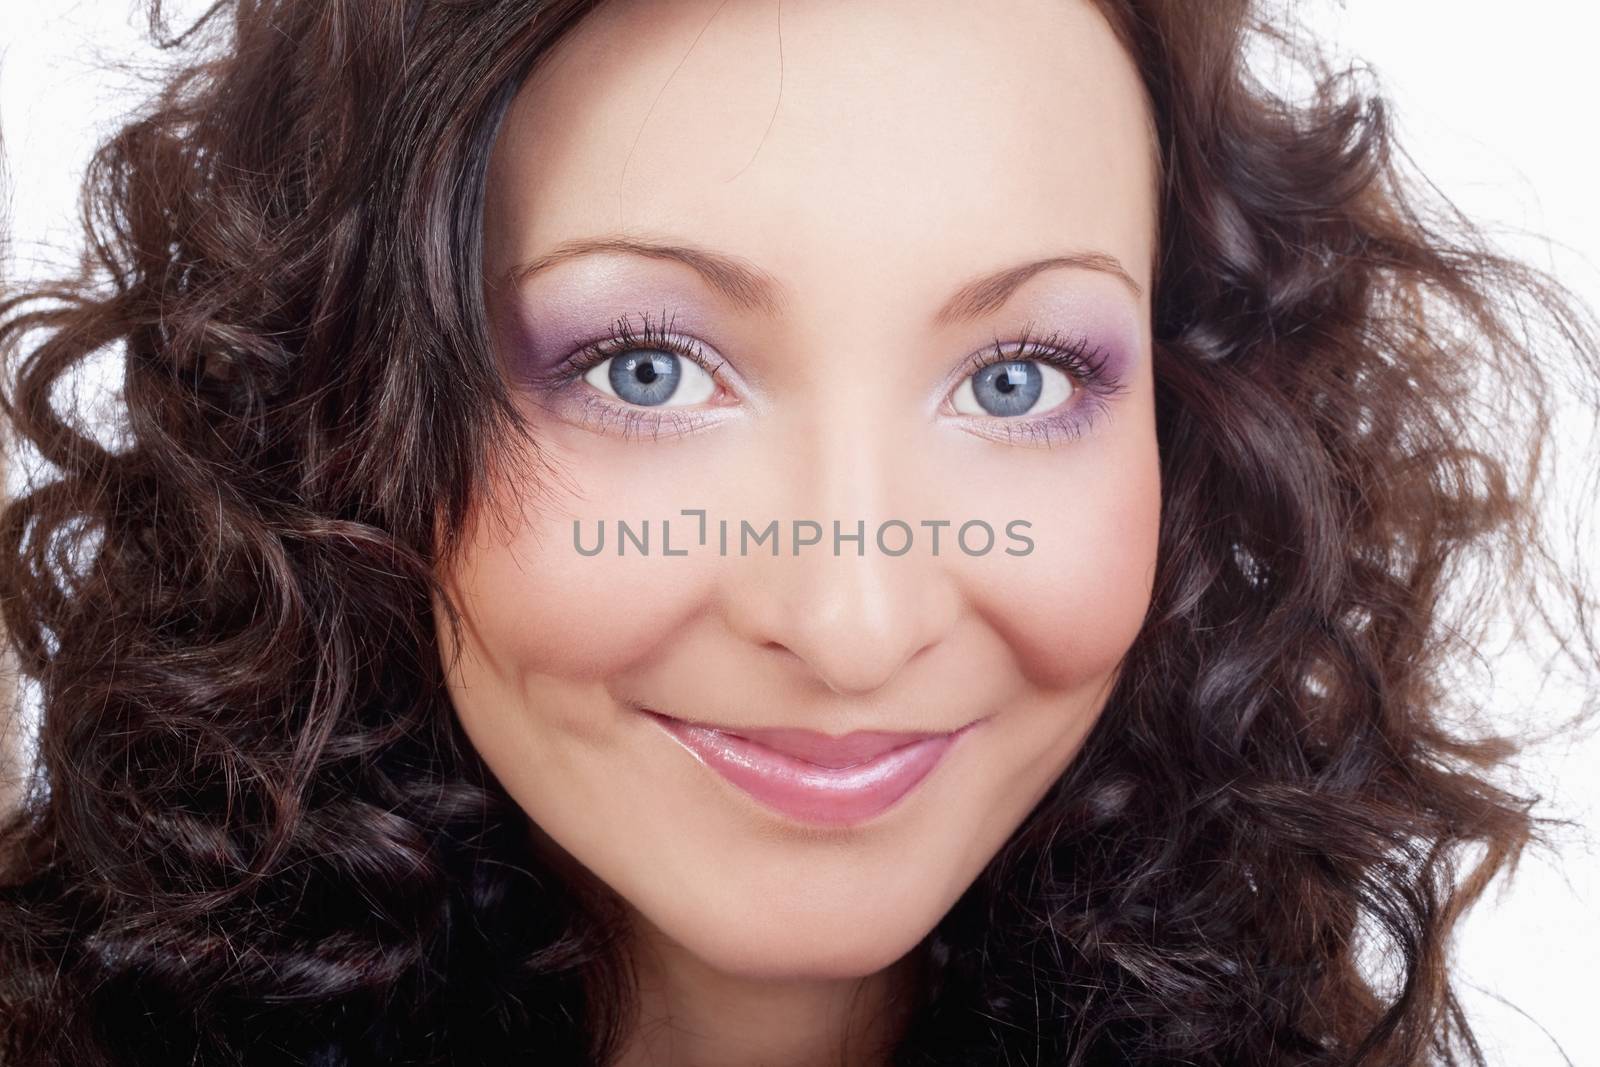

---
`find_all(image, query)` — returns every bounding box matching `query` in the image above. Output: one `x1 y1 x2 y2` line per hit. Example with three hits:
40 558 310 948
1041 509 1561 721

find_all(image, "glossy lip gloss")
641 709 979 827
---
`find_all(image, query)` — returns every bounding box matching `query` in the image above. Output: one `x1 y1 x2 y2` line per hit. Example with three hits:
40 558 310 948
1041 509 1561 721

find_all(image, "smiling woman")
1 1 1598 1066
443 7 1161 1060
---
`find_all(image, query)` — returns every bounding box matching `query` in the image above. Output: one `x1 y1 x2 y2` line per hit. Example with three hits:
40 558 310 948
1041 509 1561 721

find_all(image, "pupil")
636 363 658 384
994 371 1016 394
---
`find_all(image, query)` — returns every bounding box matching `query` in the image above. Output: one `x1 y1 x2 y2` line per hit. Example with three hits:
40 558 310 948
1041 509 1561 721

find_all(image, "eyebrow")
505 234 1144 324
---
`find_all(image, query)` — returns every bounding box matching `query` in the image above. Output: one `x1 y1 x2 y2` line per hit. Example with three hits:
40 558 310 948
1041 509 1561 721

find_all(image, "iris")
607 350 683 406
971 361 1043 416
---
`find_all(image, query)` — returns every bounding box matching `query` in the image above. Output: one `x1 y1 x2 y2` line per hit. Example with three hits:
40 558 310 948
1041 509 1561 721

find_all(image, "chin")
642 897 933 982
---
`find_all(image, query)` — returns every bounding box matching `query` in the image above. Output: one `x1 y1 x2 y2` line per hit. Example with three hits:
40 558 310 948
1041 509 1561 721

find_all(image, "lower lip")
643 710 977 828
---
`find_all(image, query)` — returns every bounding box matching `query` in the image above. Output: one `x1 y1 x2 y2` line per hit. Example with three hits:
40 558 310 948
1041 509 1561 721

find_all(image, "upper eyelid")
519 313 728 391
580 330 732 391
942 329 1121 398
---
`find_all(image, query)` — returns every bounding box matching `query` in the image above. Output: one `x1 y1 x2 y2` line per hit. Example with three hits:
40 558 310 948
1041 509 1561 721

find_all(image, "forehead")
485 0 1157 306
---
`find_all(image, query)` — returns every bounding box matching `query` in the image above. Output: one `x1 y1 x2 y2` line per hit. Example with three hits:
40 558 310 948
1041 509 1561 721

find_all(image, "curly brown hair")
2 1 1597 1064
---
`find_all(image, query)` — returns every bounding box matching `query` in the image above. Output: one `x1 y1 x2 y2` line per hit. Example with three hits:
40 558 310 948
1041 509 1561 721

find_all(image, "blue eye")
952 360 1073 417
584 348 717 407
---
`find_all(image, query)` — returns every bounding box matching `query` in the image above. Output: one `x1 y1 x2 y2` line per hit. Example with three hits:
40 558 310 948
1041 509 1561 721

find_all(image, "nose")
732 534 958 697
719 394 961 698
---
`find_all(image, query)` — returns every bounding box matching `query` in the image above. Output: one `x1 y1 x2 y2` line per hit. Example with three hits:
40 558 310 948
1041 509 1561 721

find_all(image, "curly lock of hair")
1 1 1597 1065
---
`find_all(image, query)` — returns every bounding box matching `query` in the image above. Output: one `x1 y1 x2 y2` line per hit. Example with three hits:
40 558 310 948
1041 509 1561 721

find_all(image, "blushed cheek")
963 447 1161 692
444 446 727 685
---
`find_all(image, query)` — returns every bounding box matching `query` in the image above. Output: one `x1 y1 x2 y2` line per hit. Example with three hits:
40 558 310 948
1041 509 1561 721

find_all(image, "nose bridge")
719 374 960 698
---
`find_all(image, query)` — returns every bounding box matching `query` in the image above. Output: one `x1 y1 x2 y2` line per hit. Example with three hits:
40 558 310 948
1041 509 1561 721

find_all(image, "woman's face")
439 0 1160 981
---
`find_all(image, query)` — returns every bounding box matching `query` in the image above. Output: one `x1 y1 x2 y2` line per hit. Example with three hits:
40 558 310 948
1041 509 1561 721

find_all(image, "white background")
2 2 1597 1063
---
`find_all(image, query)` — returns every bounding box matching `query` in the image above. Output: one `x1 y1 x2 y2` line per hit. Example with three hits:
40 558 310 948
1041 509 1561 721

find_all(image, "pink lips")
642 709 976 827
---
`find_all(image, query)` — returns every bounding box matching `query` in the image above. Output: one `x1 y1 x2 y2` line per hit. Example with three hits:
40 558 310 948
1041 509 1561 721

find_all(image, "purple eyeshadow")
1002 288 1143 389
490 267 724 382
490 259 1145 416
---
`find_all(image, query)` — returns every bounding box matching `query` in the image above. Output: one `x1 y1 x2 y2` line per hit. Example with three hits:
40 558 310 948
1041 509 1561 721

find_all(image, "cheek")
952 434 1162 692
440 442 725 685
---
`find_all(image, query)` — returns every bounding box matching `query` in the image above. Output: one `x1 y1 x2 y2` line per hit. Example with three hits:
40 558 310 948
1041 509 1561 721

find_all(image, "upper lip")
643 708 960 766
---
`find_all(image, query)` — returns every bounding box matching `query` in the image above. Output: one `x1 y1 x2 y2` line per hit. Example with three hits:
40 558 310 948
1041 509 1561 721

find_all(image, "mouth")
639 708 981 828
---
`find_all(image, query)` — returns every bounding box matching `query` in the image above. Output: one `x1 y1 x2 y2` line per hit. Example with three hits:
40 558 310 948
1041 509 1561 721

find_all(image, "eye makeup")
491 260 733 383
503 305 1136 444
492 259 1143 446
940 320 1131 447
533 310 741 441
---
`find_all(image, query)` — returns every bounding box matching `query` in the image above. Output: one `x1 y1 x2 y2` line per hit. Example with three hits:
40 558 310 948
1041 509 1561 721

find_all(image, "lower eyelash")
981 392 1115 447
569 388 715 441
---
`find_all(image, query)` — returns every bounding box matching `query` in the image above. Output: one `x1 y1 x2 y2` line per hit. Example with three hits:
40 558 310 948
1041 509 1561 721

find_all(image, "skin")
435 0 1161 1063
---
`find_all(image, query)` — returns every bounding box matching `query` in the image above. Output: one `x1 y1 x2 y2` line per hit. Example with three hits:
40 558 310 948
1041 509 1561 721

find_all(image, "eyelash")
953 322 1128 447
540 310 1128 446
541 310 732 442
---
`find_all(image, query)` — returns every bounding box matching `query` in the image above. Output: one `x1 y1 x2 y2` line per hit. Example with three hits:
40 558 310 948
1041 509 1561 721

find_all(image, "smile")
640 709 980 827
